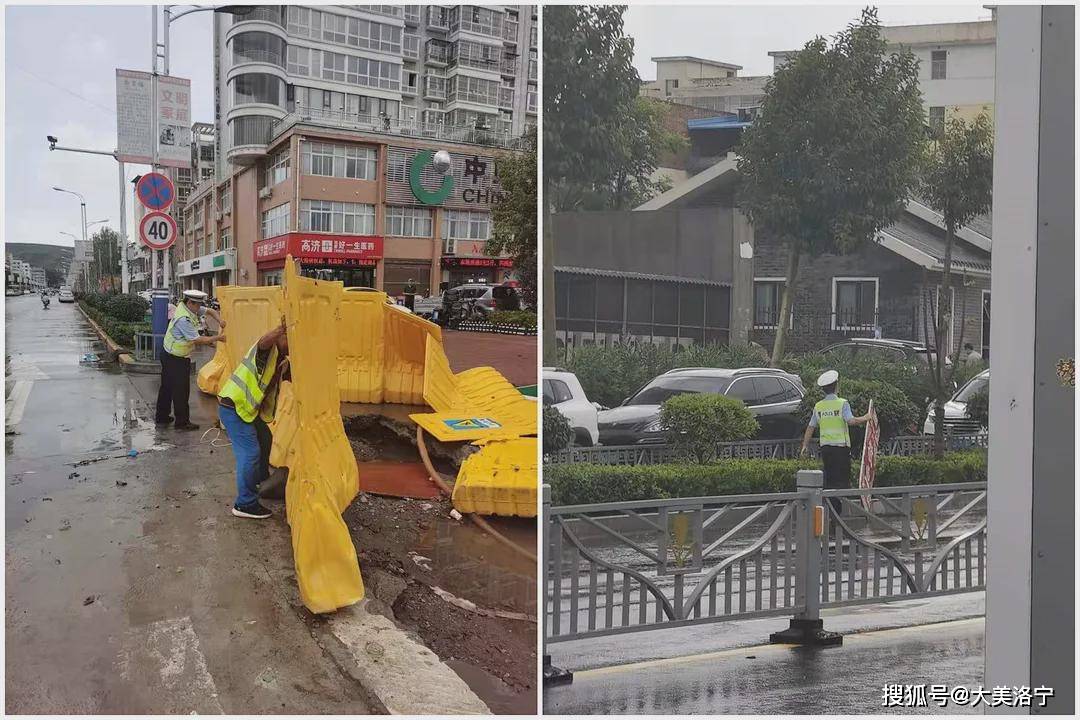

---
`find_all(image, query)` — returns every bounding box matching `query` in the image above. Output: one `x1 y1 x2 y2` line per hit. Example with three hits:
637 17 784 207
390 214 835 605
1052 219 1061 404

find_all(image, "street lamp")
53 186 90 291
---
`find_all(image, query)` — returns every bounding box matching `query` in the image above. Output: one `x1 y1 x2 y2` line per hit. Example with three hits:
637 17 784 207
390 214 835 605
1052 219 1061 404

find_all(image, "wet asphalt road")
5 297 371 713
544 617 984 715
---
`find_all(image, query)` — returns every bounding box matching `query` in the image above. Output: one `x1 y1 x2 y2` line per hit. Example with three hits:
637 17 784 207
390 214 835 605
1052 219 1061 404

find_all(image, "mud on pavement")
340 413 538 715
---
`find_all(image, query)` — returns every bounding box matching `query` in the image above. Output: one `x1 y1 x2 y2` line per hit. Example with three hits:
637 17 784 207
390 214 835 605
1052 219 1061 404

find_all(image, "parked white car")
924 369 990 434
543 368 600 447
58 286 75 303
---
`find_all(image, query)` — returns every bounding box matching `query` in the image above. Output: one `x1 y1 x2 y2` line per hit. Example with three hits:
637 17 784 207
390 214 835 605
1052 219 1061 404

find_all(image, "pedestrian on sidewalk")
798 370 876 513
217 321 290 520
156 289 225 430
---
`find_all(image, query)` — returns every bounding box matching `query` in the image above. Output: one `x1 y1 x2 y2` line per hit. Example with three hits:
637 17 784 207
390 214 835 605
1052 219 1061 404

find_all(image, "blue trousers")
218 404 272 507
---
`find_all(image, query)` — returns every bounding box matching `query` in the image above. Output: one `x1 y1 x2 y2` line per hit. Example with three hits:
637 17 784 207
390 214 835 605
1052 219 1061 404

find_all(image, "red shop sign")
254 233 384 264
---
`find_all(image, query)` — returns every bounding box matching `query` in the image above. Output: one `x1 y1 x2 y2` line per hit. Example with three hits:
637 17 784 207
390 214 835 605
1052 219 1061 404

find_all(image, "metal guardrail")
546 433 989 465
543 478 987 645
134 332 164 362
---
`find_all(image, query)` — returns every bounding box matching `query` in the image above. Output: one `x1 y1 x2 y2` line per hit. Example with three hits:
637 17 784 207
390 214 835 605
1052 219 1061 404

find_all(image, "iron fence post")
770 470 843 646
542 484 573 686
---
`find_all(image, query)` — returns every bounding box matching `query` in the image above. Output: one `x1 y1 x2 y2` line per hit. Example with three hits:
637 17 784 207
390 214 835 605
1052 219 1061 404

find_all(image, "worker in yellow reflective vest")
217 321 289 520
156 289 225 430
799 370 876 512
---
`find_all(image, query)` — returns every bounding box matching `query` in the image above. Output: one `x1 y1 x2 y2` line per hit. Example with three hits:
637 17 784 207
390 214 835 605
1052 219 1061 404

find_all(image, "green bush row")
79 301 149 349
546 451 987 505
489 310 538 329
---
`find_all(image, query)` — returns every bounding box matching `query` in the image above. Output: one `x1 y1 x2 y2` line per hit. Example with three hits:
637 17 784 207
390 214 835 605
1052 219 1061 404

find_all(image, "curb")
75 303 126 361
118 353 161 374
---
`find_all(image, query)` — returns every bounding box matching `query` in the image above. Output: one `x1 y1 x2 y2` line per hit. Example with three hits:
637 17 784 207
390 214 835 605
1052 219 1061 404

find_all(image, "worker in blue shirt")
799 370 875 511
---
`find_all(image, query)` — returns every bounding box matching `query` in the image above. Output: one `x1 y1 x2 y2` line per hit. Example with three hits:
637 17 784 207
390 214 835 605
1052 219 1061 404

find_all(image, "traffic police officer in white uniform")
155 289 225 430
799 370 875 510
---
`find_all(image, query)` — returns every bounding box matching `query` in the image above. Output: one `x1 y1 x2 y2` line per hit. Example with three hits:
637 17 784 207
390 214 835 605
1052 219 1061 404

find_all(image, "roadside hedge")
797 378 922 440
546 451 987 505
79 300 149 349
490 310 537 329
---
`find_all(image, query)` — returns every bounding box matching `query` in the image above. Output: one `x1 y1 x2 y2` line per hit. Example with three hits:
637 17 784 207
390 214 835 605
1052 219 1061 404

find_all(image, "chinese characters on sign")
392 147 506 209
255 237 288 260
253 234 384 265
115 69 191 168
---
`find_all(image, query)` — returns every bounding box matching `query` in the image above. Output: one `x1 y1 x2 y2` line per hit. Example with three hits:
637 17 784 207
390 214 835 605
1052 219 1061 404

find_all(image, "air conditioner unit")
258 187 272 200
214 211 223 221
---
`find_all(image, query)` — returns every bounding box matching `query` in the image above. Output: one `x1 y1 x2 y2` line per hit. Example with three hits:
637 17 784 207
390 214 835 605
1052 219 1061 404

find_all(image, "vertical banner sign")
858 400 880 511
115 69 192 168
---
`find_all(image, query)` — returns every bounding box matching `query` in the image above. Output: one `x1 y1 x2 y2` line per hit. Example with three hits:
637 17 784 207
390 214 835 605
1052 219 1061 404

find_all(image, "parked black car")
596 367 806 445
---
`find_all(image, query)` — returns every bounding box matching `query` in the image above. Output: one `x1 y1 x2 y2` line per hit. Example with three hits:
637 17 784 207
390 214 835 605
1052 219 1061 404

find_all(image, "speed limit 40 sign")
139 211 177 250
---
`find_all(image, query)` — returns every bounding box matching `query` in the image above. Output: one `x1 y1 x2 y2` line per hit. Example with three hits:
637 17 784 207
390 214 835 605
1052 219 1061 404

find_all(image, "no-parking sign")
136 172 176 212
139 211 177 250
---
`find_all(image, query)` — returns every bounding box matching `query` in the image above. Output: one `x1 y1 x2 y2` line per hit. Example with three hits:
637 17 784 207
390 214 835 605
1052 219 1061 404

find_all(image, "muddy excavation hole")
341 410 537 714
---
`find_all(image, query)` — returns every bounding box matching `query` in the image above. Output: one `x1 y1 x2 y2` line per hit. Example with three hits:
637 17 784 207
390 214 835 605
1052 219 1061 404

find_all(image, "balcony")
403 34 420 60
403 5 420 25
503 20 519 43
240 7 284 27
498 86 514 109
427 6 449 31
528 60 537 81
423 76 447 101
401 80 418 97
425 39 451 67
501 57 517 77
231 48 284 69
268 107 528 150
453 53 501 74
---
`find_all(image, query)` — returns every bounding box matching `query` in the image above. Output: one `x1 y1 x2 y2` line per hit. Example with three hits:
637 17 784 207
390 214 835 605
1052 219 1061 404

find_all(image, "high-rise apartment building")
174 5 536 297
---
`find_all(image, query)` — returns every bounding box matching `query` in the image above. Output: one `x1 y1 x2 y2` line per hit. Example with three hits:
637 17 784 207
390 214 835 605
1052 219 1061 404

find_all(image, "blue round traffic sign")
136 172 176 212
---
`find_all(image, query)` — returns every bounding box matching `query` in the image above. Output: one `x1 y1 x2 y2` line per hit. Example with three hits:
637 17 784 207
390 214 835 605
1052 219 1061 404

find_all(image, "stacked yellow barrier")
197 285 285 396
281 259 365 613
383 304 442 405
337 290 387 403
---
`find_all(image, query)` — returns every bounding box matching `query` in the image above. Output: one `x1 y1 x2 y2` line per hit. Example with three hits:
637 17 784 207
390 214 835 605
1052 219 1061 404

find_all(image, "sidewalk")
442 329 538 387
544 594 985 715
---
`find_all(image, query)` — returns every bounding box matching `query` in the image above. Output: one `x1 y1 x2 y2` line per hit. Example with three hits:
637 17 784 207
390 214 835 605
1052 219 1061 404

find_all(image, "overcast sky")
4 4 214 248
626 4 991 79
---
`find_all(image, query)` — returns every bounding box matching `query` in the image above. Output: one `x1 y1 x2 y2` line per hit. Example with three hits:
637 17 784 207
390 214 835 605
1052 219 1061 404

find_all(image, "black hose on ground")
416 426 537 563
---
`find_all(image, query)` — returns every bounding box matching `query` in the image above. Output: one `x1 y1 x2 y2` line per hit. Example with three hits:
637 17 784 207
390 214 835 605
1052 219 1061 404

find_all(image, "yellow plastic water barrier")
421 335 537 438
336 290 388 403
383 304 442 405
451 437 538 518
281 259 364 613
197 285 284 396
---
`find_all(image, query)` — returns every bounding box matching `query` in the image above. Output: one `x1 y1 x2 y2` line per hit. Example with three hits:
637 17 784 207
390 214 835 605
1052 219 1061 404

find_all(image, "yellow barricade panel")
337 290 387 404
422 334 464 413
383 305 441 405
451 437 538 518
409 412 520 442
282 261 363 613
268 380 298 469
457 367 538 436
196 285 284 396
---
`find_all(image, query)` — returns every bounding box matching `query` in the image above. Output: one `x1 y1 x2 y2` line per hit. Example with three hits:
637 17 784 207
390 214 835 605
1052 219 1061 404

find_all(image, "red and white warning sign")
139 210 177 250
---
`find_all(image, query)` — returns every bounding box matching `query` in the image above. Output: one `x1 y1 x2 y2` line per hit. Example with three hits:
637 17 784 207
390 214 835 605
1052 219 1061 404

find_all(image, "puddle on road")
445 659 535 715
412 515 536 616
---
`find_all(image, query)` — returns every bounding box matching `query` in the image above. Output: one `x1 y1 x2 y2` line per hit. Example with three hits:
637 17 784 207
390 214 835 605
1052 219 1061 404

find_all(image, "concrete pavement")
543 593 985 715
4 296 487 714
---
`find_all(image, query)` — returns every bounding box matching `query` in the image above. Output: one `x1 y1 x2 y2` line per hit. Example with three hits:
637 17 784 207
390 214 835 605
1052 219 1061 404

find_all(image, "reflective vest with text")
815 396 851 447
163 302 198 358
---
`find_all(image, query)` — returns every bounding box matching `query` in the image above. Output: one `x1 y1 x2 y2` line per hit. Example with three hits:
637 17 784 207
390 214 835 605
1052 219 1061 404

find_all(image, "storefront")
440 256 515 289
253 233 383 287
176 249 237 295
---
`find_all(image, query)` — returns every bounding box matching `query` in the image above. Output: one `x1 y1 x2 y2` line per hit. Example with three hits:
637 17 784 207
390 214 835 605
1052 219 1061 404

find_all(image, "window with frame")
931 50 947 80
833 278 878 330
219 182 232 214
299 200 375 235
386 206 433 237
268 148 290 186
542 379 573 406
220 228 232 250
261 202 290 239
753 279 785 328
286 46 311 77
301 141 376 179
386 149 408 182
442 209 491 241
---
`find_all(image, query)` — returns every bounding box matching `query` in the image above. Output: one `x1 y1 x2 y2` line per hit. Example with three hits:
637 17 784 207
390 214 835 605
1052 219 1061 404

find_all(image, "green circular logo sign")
409 150 454 206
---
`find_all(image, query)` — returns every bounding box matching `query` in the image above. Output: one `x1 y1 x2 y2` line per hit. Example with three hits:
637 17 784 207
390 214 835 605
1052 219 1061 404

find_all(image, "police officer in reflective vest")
217 321 289 520
799 370 875 511
156 289 225 430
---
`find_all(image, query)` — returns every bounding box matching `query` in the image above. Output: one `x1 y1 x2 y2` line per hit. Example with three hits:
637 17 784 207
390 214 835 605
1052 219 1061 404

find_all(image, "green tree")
919 112 994 457
736 7 926 365
90 227 122 291
542 4 681 360
487 128 537 309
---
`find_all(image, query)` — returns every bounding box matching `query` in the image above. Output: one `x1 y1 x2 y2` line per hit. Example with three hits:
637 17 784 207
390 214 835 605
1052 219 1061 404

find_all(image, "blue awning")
688 117 754 131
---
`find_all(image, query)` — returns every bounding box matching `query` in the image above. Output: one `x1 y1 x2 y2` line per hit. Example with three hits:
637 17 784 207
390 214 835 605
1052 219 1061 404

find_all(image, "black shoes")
232 502 272 519
155 416 174 425
175 422 200 431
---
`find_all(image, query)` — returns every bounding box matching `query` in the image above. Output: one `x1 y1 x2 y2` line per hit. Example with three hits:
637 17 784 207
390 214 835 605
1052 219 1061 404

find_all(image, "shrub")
103 293 150 322
546 451 987 505
543 406 574 453
489 310 537 329
565 342 770 409
659 394 759 463
797 378 922 441
964 388 989 430
78 300 149 349
780 351 934 411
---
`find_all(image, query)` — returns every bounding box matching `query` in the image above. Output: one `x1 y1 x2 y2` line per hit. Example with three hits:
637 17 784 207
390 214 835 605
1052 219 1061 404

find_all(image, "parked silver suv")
597 367 806 445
